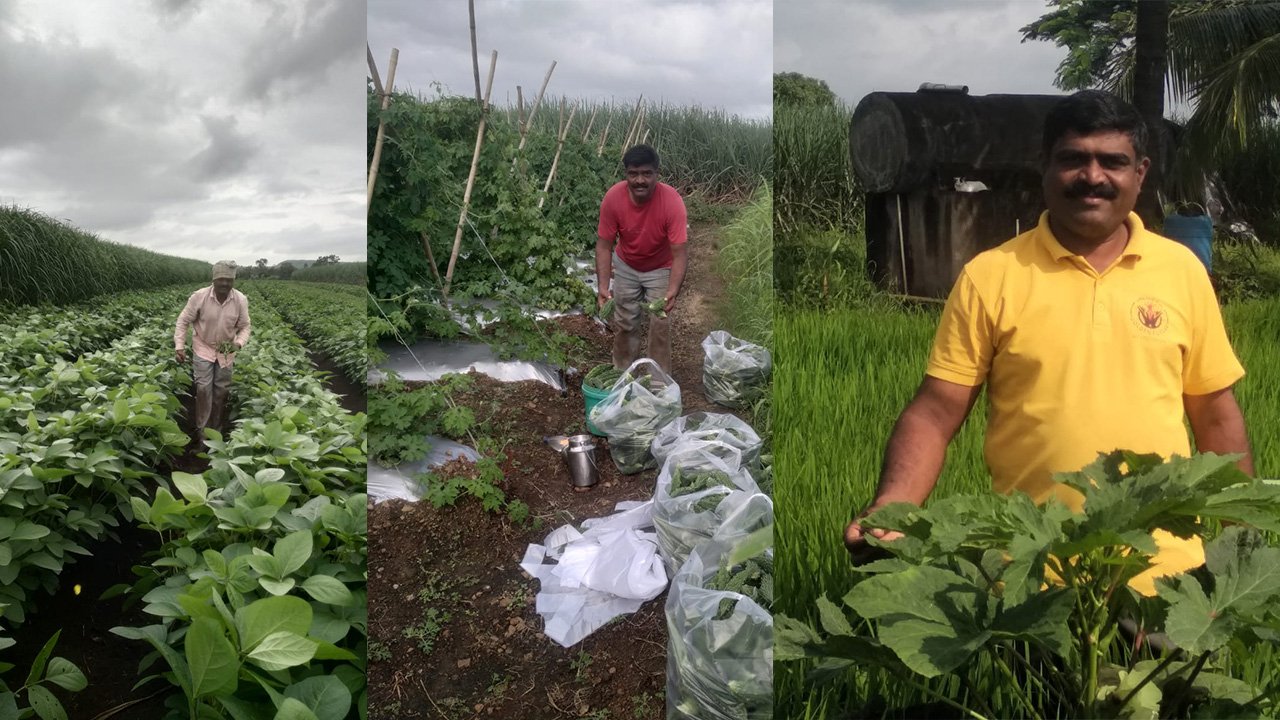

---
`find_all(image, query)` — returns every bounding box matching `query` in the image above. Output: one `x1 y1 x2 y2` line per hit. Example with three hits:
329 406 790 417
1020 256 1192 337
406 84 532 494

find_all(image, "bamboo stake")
622 96 644 152
516 60 557 153
420 232 444 290
366 47 399 211
516 86 526 135
443 50 497 298
467 0 481 104
596 115 613 156
580 105 598 142
640 127 650 145
538 100 577 208
366 43 383 96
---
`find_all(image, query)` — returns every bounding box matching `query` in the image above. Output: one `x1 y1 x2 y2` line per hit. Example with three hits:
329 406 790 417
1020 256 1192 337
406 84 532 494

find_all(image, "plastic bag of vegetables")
589 358 682 474
651 412 763 471
701 331 771 409
653 442 760 573
666 500 773 720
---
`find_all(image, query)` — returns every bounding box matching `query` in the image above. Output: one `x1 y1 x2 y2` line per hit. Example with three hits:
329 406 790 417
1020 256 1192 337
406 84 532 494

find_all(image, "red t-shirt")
597 180 688 271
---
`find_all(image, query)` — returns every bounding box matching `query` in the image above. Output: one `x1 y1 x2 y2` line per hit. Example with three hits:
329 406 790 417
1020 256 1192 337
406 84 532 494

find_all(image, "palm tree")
1023 1 1280 197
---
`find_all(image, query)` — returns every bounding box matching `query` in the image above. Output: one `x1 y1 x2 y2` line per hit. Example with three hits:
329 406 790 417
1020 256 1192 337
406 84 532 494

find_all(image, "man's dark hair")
622 144 660 170
1042 89 1148 161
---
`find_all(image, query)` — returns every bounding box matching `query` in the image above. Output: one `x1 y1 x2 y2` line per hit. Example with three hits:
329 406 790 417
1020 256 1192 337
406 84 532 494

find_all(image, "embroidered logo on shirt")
1130 298 1169 335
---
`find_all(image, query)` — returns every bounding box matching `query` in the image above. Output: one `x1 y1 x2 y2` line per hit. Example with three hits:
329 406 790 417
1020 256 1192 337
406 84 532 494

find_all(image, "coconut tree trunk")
1133 0 1170 227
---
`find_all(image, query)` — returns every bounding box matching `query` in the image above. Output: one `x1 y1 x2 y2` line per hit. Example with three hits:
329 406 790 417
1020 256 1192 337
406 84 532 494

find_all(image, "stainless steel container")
565 434 600 488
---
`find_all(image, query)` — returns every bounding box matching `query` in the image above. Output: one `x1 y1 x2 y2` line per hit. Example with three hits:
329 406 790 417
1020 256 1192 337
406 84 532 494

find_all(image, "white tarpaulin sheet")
367 436 480 504
368 339 564 390
520 500 668 647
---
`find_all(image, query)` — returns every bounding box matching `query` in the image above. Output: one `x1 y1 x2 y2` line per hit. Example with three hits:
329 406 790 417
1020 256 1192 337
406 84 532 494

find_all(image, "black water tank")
849 91 1066 193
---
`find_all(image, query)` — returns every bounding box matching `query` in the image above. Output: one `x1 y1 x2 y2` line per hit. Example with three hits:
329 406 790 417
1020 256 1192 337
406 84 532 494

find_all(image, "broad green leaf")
273 530 313 577
11 522 49 542
202 549 228 577
283 676 352 720
311 640 358 662
274 698 321 720
300 576 353 606
177 594 223 626
25 631 61 688
260 578 297 596
172 473 208 503
845 565 991 677
43 657 87 692
0 544 10 567
1160 528 1280 653
236 595 312 652
309 613 352 644
1158 576 1234 654
816 595 853 637
24 686 65 720
992 588 1075 656
0 691 18 720
246 631 317 672
186 618 240 697
1096 665 1162 720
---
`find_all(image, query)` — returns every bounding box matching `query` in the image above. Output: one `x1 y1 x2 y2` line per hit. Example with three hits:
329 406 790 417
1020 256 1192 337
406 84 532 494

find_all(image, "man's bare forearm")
595 236 615 293
668 245 687 298
1186 388 1254 476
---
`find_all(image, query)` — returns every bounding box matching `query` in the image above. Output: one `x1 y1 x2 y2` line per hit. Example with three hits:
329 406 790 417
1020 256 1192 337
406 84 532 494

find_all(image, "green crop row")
244 281 367 385
115 298 367 719
289 262 367 285
0 207 211 306
0 289 194 656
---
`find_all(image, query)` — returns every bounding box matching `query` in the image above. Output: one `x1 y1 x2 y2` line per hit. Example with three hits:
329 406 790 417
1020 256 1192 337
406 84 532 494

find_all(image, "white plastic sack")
653 442 760 574
651 412 763 470
666 514 774 720
701 331 771 409
589 358 682 474
520 500 667 647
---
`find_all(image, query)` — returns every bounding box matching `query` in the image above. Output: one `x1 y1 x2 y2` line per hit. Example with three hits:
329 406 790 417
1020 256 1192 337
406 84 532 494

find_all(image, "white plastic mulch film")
666 498 774 720
589 358 682 474
519 500 667 647
653 441 761 574
651 412 764 471
701 331 772 410
367 436 480 503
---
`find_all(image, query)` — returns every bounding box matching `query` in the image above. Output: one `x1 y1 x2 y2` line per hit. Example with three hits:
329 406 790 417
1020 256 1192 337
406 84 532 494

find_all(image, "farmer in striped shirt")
174 261 252 447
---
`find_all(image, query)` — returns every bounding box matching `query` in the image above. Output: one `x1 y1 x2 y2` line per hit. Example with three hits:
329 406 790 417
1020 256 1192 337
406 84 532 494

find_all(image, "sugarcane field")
364 3 773 716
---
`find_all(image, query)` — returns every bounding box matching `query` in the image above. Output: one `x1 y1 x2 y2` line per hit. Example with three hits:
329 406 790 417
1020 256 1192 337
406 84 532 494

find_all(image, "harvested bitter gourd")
598 297 615 320
584 363 623 390
706 552 773 620
645 298 667 318
216 340 238 354
669 467 736 512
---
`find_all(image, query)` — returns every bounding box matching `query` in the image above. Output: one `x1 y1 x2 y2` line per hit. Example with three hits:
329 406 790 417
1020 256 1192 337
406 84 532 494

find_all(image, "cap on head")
212 261 237 280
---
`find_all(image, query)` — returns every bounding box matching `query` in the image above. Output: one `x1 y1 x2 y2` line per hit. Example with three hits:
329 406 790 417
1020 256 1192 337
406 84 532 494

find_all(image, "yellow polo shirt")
927 212 1244 596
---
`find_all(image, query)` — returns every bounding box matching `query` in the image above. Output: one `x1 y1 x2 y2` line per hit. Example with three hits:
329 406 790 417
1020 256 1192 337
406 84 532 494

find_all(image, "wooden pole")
366 47 399 211
516 86 526 136
596 115 612 156
366 43 383 96
580 105 598 142
443 50 498 298
516 60 557 153
538 100 577 208
420 232 444 290
468 0 482 104
622 96 644 152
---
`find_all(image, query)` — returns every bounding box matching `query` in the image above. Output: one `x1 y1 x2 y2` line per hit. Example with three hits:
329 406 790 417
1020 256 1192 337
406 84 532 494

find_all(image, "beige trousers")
192 357 233 440
611 252 671 372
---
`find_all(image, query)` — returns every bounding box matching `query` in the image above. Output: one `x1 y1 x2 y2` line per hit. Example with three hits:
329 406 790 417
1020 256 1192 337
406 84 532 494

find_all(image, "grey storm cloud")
189 115 259 180
239 0 366 101
774 0 1067 106
1 1 365 264
368 0 772 120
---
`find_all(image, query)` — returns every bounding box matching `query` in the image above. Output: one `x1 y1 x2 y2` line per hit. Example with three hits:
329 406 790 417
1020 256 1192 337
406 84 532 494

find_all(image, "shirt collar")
1037 210 1149 263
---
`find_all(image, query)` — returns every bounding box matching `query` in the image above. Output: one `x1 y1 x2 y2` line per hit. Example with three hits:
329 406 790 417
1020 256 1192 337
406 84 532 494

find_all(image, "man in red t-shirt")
596 144 689 372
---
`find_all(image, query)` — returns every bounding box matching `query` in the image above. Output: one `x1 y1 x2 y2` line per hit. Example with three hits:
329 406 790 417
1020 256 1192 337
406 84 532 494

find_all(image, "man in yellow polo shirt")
844 90 1253 597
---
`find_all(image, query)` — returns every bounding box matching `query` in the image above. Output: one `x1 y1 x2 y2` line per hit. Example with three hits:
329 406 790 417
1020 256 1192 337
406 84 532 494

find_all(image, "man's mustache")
1064 181 1118 200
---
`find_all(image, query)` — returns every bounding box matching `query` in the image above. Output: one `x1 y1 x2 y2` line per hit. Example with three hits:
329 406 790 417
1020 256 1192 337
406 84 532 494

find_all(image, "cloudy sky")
367 0 773 121
776 0 1069 106
0 0 365 266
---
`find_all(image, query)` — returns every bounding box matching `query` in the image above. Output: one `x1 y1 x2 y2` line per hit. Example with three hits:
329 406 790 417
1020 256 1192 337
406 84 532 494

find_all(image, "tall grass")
290 261 367 285
508 95 772 201
774 102 861 235
0 206 211 305
716 184 773 346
